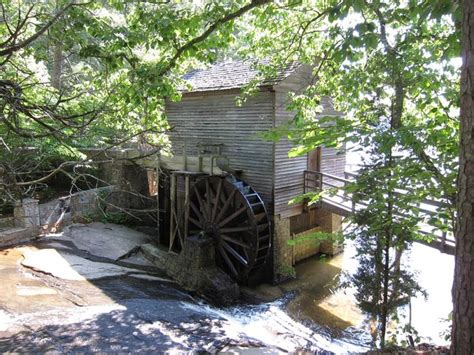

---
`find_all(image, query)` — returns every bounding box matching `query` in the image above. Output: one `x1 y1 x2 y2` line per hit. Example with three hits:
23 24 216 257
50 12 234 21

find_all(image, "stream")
0 223 454 353
213 239 454 352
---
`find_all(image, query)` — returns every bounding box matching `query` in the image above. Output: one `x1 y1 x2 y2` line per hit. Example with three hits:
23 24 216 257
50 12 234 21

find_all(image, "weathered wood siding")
273 65 313 218
321 146 346 179
317 97 346 180
274 67 345 218
165 89 275 206
165 65 345 219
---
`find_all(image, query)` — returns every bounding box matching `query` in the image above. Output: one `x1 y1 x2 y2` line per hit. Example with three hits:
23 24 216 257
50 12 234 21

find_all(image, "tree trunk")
451 1 474 353
379 236 390 349
51 43 63 90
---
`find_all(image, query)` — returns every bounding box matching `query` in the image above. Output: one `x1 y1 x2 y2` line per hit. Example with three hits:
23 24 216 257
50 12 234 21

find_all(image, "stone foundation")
272 208 343 283
0 227 39 248
141 236 239 305
0 199 40 248
272 216 294 283
14 198 40 228
314 208 344 255
292 226 323 263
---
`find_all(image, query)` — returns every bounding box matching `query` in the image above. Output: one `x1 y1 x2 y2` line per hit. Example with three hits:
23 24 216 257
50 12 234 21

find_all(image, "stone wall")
273 216 293 282
38 186 116 230
292 226 323 263
272 208 343 283
0 187 114 248
314 208 343 255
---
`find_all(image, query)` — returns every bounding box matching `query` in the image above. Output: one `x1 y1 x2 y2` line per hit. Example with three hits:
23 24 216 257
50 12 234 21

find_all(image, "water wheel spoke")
214 189 237 224
193 185 209 220
218 244 238 277
188 216 202 228
220 225 253 234
190 201 204 223
205 178 212 217
218 185 227 205
221 234 250 249
218 205 248 228
222 241 248 266
187 176 271 281
211 178 223 223
242 247 249 261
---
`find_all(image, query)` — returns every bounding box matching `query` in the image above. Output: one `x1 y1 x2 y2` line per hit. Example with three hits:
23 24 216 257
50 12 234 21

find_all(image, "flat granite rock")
47 222 152 261
20 248 153 281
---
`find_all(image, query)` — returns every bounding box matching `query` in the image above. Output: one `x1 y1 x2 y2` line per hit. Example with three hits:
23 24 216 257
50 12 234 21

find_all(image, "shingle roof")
181 60 300 93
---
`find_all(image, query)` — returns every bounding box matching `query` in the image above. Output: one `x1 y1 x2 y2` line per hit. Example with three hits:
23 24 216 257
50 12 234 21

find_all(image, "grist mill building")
164 60 346 282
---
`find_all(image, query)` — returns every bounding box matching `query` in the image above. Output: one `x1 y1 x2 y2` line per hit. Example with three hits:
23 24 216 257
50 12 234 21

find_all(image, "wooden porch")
303 170 456 255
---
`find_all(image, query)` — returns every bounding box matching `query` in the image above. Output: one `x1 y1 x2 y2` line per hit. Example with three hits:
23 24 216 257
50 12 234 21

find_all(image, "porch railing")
303 170 455 255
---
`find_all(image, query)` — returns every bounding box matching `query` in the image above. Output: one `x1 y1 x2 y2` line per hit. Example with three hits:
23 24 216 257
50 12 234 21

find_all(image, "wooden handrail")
304 170 451 210
302 170 455 254
303 169 453 231
339 170 449 209
305 170 352 184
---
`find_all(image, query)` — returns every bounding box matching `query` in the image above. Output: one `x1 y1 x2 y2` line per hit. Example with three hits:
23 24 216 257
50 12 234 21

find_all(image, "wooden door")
307 147 321 172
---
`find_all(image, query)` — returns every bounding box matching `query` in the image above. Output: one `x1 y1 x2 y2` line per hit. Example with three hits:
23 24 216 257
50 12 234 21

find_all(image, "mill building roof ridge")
181 59 300 93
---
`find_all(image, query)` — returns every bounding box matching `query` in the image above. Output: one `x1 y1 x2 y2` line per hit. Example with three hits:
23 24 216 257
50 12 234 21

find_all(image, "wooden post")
169 173 177 251
183 139 188 171
441 230 447 253
184 175 190 241
198 156 203 172
156 153 160 242
303 171 307 194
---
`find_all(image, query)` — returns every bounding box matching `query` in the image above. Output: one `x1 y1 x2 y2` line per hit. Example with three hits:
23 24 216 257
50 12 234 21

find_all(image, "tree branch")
158 0 272 76
0 2 86 57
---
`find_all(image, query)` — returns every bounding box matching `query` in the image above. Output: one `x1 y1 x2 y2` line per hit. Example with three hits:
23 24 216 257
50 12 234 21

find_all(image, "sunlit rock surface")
0 223 370 353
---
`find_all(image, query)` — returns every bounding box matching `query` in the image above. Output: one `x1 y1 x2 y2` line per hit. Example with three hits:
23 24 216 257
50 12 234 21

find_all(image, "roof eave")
179 84 275 96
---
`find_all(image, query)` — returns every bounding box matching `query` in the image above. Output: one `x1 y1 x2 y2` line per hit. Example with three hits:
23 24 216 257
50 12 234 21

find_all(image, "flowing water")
209 240 454 352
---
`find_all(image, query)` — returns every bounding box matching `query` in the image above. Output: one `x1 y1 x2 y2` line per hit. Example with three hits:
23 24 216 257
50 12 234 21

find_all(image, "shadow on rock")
0 299 260 353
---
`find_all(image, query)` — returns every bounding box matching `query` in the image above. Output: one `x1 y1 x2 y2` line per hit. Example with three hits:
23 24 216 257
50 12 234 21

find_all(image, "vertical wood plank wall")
165 89 275 206
165 67 346 221
274 66 346 218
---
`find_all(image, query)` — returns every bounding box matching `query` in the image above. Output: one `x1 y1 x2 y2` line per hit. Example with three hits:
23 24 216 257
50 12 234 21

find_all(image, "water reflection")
406 243 453 344
283 239 453 347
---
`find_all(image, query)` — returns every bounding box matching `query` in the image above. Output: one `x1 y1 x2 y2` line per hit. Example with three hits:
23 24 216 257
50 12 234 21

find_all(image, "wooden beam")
169 173 177 251
184 175 190 240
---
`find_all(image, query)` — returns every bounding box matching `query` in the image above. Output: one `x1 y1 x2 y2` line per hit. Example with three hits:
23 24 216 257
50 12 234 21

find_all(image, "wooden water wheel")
187 175 271 281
